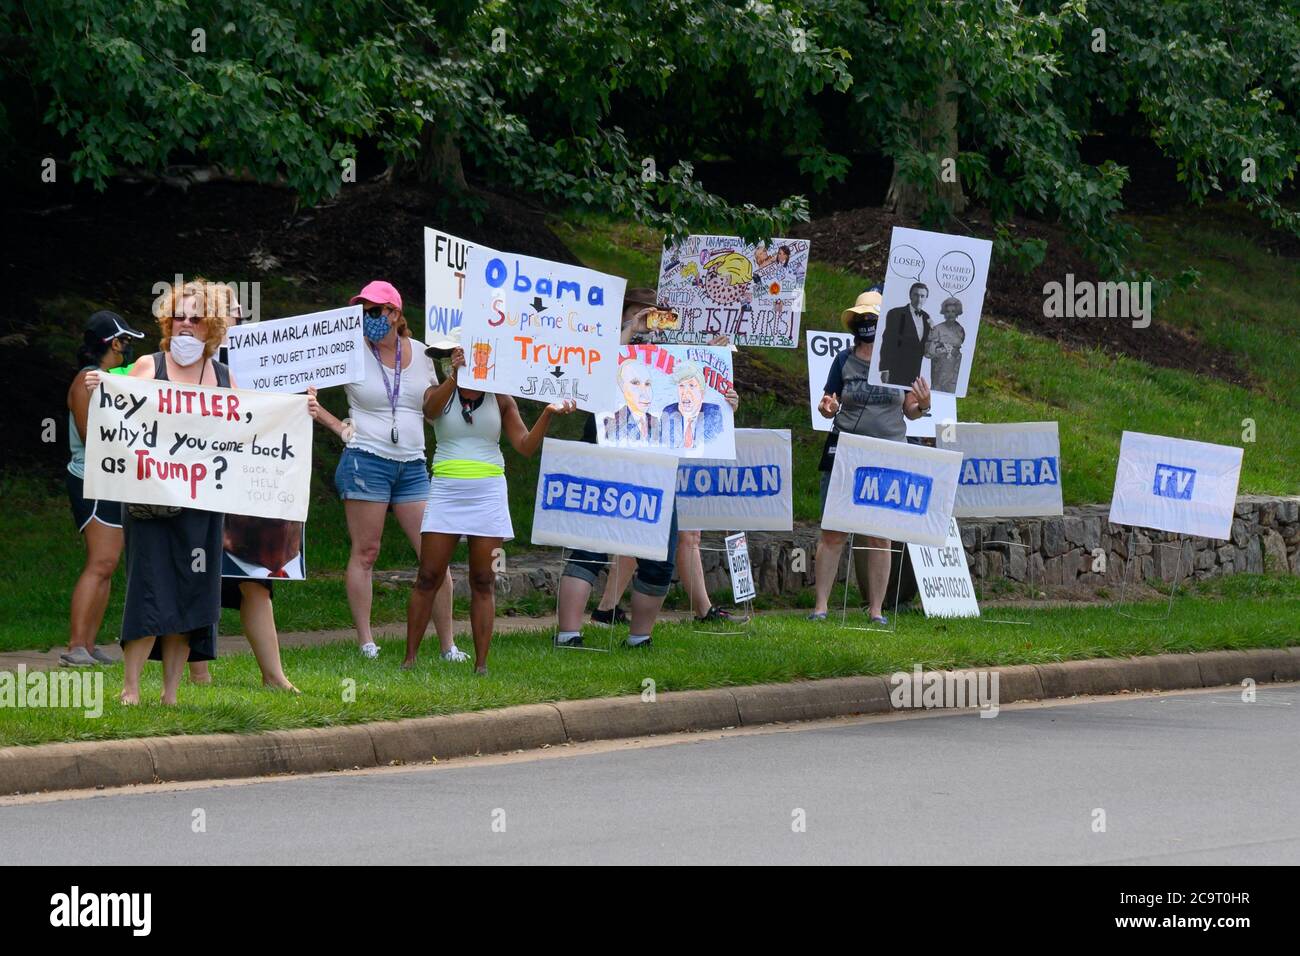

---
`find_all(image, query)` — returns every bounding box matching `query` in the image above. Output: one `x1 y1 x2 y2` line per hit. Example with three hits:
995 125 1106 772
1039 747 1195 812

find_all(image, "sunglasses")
173 315 208 325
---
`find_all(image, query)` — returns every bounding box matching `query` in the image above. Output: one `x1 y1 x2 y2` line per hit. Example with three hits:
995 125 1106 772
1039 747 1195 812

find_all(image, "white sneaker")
360 642 380 659
440 645 470 663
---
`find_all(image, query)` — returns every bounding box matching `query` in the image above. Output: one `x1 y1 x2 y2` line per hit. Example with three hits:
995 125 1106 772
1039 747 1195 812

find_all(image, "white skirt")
420 474 514 540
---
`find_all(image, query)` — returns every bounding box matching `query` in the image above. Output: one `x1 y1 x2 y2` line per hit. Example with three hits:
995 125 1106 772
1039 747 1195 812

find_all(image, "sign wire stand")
837 533 902 633
982 539 1035 626
549 548 618 653
1114 529 1185 623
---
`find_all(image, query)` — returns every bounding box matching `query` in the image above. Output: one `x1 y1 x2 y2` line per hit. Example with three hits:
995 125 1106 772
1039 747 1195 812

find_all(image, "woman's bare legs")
466 536 503 671
160 634 190 706
239 581 296 691
405 532 458 667
676 530 714 617
812 529 847 615
393 500 455 653
864 536 892 619
595 555 636 612
68 519 122 652
120 637 154 704
343 500 390 647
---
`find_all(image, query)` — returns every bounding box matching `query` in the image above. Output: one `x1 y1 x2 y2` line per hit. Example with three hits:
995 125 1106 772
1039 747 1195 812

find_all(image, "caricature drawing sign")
595 343 736 459
868 227 992 397
655 234 810 348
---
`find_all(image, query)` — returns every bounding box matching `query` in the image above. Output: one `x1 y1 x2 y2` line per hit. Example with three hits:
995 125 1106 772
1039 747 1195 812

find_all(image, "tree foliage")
2 0 1296 270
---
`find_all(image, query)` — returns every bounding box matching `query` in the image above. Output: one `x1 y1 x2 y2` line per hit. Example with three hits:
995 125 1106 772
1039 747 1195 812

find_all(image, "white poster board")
424 227 479 342
84 374 312 521
938 421 1063 517
806 329 853 433
531 439 678 561
655 234 810 347
223 306 364 392
1108 431 1243 540
906 392 958 440
676 428 792 532
907 518 979 618
595 343 735 459
725 532 757 603
458 247 624 411
821 433 963 547
869 227 993 397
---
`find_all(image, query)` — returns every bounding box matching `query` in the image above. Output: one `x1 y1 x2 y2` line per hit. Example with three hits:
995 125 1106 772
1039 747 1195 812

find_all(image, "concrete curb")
2 647 1297 796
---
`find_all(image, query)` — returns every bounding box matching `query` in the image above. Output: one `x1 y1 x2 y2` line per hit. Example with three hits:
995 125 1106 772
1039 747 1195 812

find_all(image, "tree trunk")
400 125 468 191
885 72 966 219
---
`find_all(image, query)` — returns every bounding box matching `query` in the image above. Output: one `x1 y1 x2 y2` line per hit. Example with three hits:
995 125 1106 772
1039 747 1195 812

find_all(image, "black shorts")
66 470 122 532
221 578 274 610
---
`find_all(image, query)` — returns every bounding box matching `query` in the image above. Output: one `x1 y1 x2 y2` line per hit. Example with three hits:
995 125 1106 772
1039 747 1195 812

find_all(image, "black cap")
86 310 144 342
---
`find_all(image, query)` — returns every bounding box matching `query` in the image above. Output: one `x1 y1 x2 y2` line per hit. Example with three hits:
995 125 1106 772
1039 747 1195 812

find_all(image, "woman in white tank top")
405 339 576 674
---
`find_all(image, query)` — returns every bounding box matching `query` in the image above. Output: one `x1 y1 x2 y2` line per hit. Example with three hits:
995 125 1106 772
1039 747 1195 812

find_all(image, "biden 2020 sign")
1108 431 1243 540
531 439 679 561
821 433 963 546
676 428 792 532
937 421 1063 517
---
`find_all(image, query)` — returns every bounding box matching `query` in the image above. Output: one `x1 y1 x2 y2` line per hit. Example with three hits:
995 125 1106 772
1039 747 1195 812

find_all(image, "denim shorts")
335 447 430 504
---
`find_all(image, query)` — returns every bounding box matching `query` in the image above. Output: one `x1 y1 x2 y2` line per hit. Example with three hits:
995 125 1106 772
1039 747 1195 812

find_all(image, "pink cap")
350 280 402 310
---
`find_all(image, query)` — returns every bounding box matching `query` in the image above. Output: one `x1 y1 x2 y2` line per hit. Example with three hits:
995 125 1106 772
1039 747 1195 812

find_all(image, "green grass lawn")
3 574 1297 748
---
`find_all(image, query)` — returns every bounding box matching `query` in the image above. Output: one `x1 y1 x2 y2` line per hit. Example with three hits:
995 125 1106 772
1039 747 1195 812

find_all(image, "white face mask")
169 334 206 367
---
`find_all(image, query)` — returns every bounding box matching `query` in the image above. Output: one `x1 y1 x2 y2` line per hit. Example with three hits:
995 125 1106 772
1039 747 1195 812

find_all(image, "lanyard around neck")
369 338 403 443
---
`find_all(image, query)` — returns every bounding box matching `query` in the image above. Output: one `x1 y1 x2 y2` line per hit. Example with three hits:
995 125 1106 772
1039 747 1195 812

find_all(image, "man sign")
821 432 963 547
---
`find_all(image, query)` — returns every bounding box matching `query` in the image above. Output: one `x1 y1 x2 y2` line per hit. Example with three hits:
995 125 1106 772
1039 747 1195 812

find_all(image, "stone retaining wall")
380 495 1300 601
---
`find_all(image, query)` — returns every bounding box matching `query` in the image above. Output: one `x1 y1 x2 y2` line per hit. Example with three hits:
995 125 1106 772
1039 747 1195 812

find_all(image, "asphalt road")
3 685 1297 865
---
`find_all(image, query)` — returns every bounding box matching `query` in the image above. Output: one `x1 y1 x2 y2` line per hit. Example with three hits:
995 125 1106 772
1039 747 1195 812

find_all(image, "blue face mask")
363 313 391 343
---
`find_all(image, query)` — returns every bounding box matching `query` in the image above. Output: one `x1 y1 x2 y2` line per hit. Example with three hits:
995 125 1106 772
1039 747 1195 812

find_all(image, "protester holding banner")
62 310 145 667
405 334 577 674
306 280 459 661
84 280 232 704
809 288 931 624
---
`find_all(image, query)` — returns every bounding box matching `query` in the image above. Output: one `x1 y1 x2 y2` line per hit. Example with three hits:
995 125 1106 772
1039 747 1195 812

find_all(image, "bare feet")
118 690 140 706
160 692 178 706
401 657 417 671
263 677 301 694
188 662 213 685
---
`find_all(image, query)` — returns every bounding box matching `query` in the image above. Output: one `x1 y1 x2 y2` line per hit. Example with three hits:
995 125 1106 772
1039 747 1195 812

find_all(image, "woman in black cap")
808 288 930 624
62 310 144 667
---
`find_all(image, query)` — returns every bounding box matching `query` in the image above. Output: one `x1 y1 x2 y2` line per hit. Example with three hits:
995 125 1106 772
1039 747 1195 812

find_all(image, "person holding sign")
62 310 144 667
555 289 740 648
809 288 931 625
306 281 460 661
406 333 577 675
84 281 232 705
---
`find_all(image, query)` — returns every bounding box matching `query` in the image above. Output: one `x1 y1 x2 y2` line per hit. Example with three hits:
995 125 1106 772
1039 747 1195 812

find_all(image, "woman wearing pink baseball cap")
307 280 460 661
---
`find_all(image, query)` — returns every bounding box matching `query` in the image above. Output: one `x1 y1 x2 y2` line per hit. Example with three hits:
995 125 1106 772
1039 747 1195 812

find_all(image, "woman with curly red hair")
85 279 233 704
